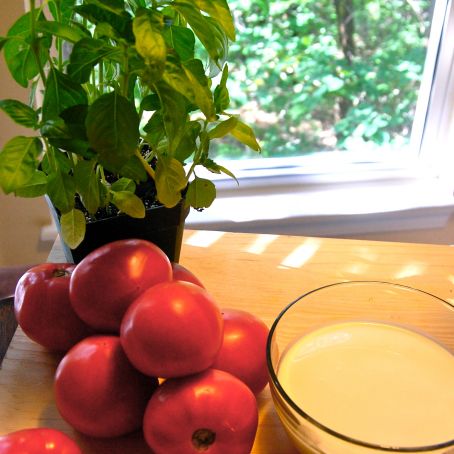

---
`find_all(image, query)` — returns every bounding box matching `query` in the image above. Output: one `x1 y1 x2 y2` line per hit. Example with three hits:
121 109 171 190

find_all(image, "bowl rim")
266 279 454 452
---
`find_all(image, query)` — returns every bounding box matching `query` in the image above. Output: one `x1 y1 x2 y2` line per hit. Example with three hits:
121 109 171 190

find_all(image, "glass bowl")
267 281 454 453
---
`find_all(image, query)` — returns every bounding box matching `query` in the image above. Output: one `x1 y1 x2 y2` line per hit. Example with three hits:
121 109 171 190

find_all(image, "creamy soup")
277 321 454 447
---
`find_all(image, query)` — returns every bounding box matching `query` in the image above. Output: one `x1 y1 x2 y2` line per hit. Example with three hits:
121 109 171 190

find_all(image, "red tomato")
143 369 258 454
120 281 223 378
0 428 81 453
171 263 205 288
14 264 93 352
69 239 172 332
54 335 158 438
212 308 270 394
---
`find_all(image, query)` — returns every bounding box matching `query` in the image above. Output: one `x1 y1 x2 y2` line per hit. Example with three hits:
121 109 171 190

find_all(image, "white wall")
0 0 53 266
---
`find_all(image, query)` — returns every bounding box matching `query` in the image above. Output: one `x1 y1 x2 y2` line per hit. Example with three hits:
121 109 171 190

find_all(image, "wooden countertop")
1 230 454 453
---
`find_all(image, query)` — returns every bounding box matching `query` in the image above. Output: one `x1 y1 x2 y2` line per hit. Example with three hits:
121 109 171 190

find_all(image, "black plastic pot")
48 199 189 264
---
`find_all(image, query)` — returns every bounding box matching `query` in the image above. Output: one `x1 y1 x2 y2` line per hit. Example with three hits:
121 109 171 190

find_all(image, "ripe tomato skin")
14 264 93 352
212 308 270 394
120 281 223 378
143 369 258 454
69 239 172 332
0 428 81 453
171 263 205 288
54 335 158 438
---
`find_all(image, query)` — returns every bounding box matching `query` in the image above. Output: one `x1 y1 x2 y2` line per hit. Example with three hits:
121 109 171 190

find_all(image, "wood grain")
1 230 454 453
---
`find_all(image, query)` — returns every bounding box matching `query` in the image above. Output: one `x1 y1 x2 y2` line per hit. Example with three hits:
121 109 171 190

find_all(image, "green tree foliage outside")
212 0 433 159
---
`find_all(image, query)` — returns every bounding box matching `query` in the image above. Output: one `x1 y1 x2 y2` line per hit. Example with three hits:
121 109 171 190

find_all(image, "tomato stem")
52 268 70 278
192 428 216 451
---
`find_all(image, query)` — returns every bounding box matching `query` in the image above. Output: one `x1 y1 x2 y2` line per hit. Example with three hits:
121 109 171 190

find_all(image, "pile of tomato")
0 239 270 454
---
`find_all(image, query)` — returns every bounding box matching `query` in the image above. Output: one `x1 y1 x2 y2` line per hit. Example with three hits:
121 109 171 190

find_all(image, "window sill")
186 153 454 244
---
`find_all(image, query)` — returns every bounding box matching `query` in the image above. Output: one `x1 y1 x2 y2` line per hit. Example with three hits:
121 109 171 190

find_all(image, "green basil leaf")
182 60 215 120
60 208 86 249
143 111 165 151
133 10 167 85
112 190 145 218
53 138 93 157
47 147 75 176
208 116 237 140
86 91 140 172
4 13 51 87
74 159 100 214
133 11 166 66
94 22 119 40
197 130 209 162
162 57 192 96
155 156 187 207
192 0 235 40
60 105 89 140
42 68 88 122
40 118 68 139
230 119 262 152
119 155 148 181
174 121 201 162
203 158 238 184
85 0 126 15
0 136 42 193
41 117 94 158
48 0 78 23
111 177 136 192
164 25 195 62
67 38 119 83
3 13 33 85
14 170 48 197
0 99 39 128
74 4 133 42
9 48 39 88
206 16 229 73
127 0 147 11
186 177 216 209
0 37 9 52
162 57 214 120
140 94 161 111
155 83 188 154
214 64 230 113
47 170 76 213
172 3 228 67
35 21 87 43
99 180 111 207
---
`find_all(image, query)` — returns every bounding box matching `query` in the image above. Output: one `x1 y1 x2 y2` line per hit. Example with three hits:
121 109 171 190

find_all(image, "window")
186 0 454 243
214 0 434 159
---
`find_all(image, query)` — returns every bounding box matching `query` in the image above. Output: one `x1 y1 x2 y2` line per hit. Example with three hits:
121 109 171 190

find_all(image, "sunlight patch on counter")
344 262 370 276
394 263 426 279
245 234 279 255
278 238 321 269
354 246 379 262
184 230 225 248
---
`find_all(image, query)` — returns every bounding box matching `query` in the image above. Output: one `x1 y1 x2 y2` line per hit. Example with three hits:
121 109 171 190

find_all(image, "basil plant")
0 0 260 248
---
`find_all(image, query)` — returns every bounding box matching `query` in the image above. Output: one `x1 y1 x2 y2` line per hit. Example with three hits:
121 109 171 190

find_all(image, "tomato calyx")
52 268 71 278
192 428 216 451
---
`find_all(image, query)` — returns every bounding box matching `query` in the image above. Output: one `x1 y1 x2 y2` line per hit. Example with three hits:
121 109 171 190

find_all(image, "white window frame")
186 0 454 243
419 0 454 171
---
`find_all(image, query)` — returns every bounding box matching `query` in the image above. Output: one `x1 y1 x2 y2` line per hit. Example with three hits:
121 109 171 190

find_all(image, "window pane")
212 0 434 159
